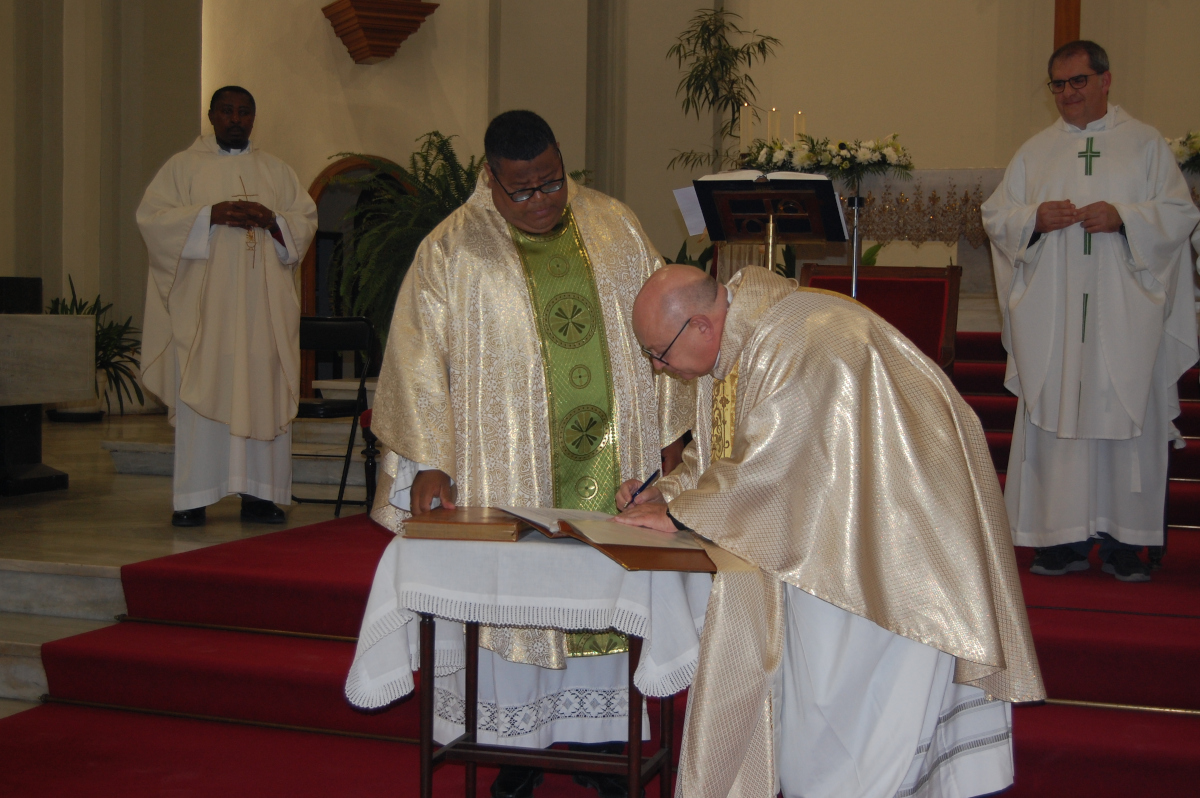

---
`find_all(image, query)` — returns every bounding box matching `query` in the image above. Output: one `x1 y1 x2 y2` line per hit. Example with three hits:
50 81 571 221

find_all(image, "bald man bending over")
616 265 1043 798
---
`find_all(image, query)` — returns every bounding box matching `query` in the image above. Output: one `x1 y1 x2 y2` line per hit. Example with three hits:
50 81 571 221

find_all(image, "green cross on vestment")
1078 137 1101 176
1084 231 1092 255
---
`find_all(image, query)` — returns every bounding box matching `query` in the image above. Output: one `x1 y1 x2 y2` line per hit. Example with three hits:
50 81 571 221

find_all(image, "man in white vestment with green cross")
983 40 1200 582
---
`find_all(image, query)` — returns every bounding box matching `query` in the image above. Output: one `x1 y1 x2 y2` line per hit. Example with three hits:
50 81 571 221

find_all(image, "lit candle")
767 108 780 143
740 103 751 152
794 110 806 139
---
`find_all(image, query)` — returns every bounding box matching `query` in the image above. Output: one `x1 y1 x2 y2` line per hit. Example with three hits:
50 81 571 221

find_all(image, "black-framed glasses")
491 150 566 202
640 316 694 368
1047 73 1098 93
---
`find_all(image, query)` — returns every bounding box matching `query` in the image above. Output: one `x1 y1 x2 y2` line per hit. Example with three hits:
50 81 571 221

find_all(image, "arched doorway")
300 155 402 397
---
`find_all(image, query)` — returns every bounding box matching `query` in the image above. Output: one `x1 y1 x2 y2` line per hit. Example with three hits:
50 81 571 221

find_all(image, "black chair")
293 316 375 517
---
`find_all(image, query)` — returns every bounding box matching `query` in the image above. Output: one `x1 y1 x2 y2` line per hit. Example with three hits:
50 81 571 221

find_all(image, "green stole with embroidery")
512 207 627 657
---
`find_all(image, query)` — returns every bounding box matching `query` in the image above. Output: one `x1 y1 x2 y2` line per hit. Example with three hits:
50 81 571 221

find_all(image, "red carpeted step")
0 704 437 798
1179 369 1200 400
1016 532 1200 617
950 360 1008 395
1027 607 1200 710
954 331 1006 363
121 515 394 637
1010 702 1200 797
1175 400 1200 437
1167 480 1200 528
0 702 681 798
1169 438 1200 480
985 430 1011 473
41 622 420 739
965 393 1017 431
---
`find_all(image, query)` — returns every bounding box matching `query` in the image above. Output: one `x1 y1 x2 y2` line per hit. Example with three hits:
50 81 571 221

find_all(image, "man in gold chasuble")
363 112 693 798
619 266 1044 798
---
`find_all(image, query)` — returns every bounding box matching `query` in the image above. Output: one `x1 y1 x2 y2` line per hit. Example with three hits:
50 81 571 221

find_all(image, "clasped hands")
409 470 679 535
1035 200 1121 234
211 200 278 232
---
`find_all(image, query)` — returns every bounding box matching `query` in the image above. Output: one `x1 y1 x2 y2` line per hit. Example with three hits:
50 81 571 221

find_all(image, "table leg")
465 622 479 798
660 693 674 798
627 637 643 798
420 614 435 798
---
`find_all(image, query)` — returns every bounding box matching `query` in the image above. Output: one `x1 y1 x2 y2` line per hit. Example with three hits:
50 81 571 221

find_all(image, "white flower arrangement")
743 132 914 195
1166 131 1200 174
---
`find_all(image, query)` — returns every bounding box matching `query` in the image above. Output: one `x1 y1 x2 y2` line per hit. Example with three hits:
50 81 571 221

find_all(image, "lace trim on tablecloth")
435 686 628 738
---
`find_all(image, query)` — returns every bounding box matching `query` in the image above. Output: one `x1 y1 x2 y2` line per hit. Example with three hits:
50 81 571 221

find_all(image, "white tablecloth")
345 531 713 711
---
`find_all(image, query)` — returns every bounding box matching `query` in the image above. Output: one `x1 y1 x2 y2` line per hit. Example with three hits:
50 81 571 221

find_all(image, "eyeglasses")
640 316 694 368
491 150 566 202
1047 73 1098 93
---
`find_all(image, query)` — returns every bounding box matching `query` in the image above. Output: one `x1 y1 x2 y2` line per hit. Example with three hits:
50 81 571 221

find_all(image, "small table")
345 533 711 798
418 617 673 798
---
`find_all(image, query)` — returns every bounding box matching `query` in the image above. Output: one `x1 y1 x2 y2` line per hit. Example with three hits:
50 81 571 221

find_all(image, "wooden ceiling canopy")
322 0 439 65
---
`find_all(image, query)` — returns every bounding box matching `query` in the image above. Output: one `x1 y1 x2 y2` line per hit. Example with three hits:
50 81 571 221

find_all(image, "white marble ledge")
0 557 121 579
0 611 113 648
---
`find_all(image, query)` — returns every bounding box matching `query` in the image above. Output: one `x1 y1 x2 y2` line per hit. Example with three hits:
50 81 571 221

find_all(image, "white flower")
757 147 771 164
862 140 876 150
772 148 788 165
855 146 874 162
1169 139 1189 162
832 155 843 165
883 146 899 164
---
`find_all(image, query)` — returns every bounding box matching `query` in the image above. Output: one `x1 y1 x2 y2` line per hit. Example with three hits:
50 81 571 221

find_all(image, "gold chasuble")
369 174 694 667
656 268 1044 798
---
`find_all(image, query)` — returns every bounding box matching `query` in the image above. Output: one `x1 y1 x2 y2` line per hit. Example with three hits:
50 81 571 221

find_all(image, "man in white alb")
982 41 1200 582
137 86 318 526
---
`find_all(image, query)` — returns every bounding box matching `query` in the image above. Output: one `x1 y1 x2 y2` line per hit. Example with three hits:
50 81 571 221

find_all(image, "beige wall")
201 0 492 188
492 0 588 173
723 0 1200 169
0 0 199 325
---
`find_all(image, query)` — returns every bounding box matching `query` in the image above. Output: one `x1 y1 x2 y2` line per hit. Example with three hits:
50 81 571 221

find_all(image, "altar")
0 278 95 495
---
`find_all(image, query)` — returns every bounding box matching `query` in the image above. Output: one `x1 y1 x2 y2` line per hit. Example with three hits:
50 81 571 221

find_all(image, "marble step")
0 611 113 701
0 559 127 622
0 697 39 720
101 424 370 487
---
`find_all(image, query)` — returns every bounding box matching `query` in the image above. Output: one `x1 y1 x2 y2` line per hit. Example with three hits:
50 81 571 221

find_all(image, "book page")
497 506 615 533
569 520 703 550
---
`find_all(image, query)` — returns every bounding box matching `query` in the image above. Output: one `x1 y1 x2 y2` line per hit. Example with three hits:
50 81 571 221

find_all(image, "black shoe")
1102 549 1151 582
240 498 285 524
489 767 543 798
572 773 644 798
1029 545 1090 576
171 507 206 527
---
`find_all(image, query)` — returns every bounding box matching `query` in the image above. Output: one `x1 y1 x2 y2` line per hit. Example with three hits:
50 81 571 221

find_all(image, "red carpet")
41 622 420 738
121 515 394 637
1016 532 1200 617
1009 703 1200 796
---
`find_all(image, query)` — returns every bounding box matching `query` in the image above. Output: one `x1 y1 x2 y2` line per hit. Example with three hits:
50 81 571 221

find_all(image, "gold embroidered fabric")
368 173 695 669
710 363 738 462
663 267 1044 798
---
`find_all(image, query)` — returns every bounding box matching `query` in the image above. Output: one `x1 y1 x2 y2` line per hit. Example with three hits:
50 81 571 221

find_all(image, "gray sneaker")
1029 546 1090 576
1101 549 1151 582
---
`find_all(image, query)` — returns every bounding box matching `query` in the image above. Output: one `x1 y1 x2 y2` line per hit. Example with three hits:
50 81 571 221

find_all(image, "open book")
403 506 716 573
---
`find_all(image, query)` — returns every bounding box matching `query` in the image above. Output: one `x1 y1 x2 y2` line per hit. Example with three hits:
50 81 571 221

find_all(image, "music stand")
692 171 853 292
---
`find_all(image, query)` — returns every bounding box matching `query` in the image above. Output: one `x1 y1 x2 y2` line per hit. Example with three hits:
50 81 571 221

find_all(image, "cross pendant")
1078 136 1101 176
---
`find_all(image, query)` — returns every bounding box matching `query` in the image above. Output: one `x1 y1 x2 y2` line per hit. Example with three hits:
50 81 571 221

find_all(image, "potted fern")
46 277 145 420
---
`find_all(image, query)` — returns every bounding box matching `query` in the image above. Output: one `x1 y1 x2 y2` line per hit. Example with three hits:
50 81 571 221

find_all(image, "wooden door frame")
300 155 401 397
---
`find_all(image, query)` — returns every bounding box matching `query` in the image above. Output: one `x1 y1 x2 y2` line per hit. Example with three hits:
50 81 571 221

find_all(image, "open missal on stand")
403 506 716 573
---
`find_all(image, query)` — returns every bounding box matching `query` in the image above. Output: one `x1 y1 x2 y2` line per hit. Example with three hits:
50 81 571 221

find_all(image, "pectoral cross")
232 176 258 258
1078 137 1101 176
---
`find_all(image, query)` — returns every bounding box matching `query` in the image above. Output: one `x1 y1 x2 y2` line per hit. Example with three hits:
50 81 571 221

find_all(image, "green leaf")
861 243 883 266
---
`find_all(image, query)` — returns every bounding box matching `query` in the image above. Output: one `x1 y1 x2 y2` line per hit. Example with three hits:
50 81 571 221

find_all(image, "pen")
625 470 660 509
